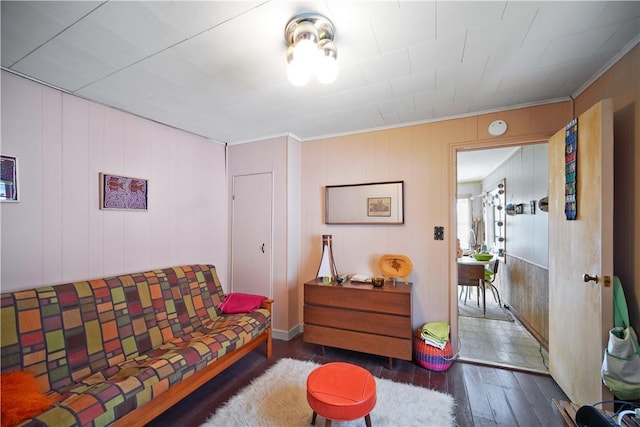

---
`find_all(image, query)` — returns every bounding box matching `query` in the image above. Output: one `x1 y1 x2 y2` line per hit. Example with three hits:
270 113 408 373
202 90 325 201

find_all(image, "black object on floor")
575 405 613 426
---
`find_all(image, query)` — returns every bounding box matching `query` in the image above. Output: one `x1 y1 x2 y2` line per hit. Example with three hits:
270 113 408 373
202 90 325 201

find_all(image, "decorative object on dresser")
378 254 412 284
316 234 339 283
371 276 385 287
303 278 412 369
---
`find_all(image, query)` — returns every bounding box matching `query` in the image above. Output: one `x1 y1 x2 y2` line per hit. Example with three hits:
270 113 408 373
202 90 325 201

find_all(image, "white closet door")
231 173 272 298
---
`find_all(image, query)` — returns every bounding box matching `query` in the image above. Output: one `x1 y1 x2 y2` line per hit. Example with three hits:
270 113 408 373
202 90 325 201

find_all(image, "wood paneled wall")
300 101 573 332
499 256 549 348
575 44 639 333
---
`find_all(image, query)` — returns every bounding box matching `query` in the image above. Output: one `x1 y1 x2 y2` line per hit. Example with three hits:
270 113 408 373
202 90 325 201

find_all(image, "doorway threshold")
457 355 550 375
458 313 549 374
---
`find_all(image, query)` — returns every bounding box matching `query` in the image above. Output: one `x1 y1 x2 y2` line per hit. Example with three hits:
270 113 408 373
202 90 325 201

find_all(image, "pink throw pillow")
219 293 266 314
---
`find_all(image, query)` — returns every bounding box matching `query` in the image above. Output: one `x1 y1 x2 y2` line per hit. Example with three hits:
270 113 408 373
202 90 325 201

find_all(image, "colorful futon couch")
0 264 272 426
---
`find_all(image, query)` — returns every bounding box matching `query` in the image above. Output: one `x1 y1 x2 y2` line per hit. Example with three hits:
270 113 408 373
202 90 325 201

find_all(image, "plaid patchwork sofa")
1 264 272 426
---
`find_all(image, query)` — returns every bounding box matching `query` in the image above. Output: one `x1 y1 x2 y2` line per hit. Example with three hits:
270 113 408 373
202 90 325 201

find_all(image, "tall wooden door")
231 173 272 298
548 99 614 404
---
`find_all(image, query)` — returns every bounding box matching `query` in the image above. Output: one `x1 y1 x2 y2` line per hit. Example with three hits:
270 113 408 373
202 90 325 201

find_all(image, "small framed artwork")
0 155 19 202
367 197 391 217
99 173 148 211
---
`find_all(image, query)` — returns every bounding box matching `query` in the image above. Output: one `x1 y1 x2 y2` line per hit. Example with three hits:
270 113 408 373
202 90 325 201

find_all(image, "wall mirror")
325 181 404 224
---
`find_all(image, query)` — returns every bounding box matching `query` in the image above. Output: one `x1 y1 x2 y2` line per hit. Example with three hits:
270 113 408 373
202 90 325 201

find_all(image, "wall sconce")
285 13 338 86
506 203 524 215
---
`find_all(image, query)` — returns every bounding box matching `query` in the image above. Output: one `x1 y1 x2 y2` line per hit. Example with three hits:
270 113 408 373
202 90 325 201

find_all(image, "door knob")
583 274 599 284
261 243 265 253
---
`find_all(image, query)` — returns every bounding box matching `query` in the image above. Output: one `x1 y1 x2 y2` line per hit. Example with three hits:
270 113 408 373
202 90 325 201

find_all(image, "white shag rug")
201 358 456 427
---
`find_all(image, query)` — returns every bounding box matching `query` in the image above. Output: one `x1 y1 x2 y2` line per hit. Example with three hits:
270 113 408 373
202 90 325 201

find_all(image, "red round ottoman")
307 362 377 427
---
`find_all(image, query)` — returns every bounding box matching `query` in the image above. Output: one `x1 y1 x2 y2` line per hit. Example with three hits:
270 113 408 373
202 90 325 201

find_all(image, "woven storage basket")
413 329 454 371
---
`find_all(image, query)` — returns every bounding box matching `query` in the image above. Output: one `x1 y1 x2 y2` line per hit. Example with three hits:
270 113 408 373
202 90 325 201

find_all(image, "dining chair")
484 259 502 307
457 262 477 302
457 263 486 315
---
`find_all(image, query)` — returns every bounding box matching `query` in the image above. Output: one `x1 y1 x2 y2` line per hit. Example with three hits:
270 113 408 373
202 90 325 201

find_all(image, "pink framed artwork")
99 173 148 211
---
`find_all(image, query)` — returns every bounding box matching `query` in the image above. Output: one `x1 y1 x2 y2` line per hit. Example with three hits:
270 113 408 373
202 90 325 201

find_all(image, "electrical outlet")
434 226 444 240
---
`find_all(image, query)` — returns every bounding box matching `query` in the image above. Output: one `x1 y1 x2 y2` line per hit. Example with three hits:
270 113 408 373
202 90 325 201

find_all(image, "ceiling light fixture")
285 13 338 86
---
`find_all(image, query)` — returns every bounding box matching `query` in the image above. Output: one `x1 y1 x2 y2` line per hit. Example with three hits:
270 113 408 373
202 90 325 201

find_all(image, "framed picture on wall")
0 155 19 202
367 197 391 217
99 173 148 211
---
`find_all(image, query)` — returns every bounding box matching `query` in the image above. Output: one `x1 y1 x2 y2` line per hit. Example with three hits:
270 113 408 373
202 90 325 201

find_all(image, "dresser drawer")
304 283 411 315
304 324 412 360
304 305 412 338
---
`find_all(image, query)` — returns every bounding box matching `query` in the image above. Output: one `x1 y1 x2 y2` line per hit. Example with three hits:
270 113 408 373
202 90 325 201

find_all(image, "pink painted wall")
1 71 228 291
226 136 300 335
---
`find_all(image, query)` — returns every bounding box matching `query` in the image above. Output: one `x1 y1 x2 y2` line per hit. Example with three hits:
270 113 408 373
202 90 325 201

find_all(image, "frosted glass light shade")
315 39 338 84
284 13 338 86
293 38 319 63
315 56 338 84
287 58 311 86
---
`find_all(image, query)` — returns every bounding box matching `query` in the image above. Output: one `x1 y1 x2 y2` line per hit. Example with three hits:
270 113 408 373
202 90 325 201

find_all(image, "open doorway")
456 144 550 373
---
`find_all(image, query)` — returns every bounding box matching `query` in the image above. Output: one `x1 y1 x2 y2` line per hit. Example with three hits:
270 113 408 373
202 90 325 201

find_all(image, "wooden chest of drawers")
303 279 413 366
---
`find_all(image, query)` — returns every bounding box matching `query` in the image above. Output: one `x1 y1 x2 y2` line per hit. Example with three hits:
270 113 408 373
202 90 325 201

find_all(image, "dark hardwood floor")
148 334 569 426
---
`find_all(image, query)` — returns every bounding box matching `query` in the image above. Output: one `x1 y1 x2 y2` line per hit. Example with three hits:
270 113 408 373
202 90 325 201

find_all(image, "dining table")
457 254 495 266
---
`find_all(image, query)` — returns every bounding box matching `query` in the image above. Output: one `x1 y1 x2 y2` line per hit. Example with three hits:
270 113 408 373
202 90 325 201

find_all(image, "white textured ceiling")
457 146 519 183
2 0 639 151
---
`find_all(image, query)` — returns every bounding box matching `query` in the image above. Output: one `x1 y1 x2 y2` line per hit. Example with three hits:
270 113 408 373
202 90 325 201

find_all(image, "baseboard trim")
273 323 303 341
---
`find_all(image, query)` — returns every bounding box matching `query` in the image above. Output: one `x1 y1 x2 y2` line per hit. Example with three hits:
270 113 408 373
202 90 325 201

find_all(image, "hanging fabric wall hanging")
564 118 578 220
